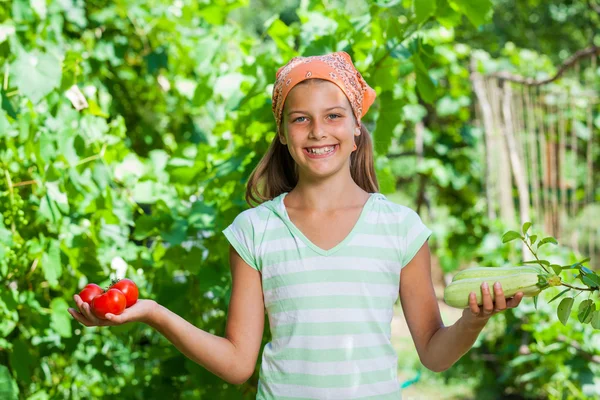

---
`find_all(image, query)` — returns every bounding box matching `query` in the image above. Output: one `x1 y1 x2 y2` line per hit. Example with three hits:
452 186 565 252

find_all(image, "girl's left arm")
399 242 524 372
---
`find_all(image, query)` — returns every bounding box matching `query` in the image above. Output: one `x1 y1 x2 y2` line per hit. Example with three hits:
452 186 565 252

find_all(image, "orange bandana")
272 51 376 131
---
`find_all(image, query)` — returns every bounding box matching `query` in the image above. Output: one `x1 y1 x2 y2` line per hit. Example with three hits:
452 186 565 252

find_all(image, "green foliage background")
0 0 598 399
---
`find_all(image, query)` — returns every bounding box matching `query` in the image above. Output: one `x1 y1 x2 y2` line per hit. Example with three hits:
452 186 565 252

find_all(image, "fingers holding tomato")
71 278 140 325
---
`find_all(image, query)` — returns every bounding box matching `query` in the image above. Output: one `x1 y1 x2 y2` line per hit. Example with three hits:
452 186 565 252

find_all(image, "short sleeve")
223 210 260 271
401 209 432 268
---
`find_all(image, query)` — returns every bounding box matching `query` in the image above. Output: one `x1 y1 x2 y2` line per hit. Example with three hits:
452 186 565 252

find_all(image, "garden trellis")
472 46 600 265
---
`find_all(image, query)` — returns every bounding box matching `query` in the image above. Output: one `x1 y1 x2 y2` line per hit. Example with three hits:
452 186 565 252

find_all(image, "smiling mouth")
304 144 338 155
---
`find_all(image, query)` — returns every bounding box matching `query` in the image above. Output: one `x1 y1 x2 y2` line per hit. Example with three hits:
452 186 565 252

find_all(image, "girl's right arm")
68 246 265 385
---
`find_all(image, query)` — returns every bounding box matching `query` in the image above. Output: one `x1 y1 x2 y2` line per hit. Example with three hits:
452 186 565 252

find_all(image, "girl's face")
280 80 359 180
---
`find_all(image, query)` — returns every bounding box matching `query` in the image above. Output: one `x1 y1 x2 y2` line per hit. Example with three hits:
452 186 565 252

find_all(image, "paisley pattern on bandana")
272 52 376 130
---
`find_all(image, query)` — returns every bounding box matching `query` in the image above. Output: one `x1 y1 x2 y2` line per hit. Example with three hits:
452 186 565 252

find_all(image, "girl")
68 51 524 399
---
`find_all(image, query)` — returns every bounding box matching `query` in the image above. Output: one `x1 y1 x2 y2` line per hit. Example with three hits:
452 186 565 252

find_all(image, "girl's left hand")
462 281 524 323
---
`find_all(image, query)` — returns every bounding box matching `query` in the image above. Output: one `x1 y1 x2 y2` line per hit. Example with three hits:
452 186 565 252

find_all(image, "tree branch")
490 46 600 86
556 335 600 364
386 151 415 159
588 0 600 14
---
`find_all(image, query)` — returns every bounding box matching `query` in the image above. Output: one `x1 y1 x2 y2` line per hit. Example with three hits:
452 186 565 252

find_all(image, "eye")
293 116 307 123
328 114 341 120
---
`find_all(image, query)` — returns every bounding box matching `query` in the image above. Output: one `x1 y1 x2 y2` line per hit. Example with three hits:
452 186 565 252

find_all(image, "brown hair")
245 122 379 207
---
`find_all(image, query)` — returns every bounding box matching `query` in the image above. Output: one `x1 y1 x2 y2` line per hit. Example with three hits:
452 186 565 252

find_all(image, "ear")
354 125 361 136
279 134 287 145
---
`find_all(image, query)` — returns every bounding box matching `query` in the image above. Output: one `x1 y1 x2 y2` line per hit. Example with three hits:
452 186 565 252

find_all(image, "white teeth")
307 145 335 155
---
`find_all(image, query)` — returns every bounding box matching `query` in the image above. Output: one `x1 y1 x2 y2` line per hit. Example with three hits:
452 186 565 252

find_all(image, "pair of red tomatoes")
79 279 139 319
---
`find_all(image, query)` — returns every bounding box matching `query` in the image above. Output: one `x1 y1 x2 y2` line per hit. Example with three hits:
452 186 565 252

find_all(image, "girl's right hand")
68 294 157 327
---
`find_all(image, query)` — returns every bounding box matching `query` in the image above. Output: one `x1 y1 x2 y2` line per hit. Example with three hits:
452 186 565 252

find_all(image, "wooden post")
502 82 531 258
471 63 498 220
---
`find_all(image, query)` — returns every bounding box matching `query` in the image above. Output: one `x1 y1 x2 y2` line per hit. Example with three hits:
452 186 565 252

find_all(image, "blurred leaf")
0 290 18 337
501 230 522 243
592 310 600 329
0 365 18 400
550 264 561 275
9 339 33 385
12 50 62 104
50 298 72 338
528 234 537 245
414 0 436 24
582 274 600 288
374 91 402 154
523 260 549 266
547 288 570 304
577 299 594 324
557 297 573 326
450 0 493 27
41 239 62 287
537 237 557 249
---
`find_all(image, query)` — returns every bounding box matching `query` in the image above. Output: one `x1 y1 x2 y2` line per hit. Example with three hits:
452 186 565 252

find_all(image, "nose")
308 119 326 140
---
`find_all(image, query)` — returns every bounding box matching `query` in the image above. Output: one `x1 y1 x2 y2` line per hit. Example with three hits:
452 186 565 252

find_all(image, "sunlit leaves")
50 298 72 338
12 50 62 104
414 0 436 25
0 365 19 400
449 0 493 27
373 91 403 154
41 239 62 288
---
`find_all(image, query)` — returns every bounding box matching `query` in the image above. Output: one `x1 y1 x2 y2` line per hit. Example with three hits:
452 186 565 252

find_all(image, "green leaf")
533 295 538 310
501 230 522 243
415 70 436 103
46 181 69 214
557 297 574 326
548 288 570 304
9 339 33 384
521 222 532 235
563 258 591 270
0 365 19 400
529 234 537 245
591 310 600 329
523 260 550 266
374 91 402 154
50 298 72 338
582 274 600 288
12 50 62 104
414 0 437 24
41 239 62 287
550 264 562 275
450 0 493 27
581 266 593 275
537 237 558 249
436 0 462 27
577 299 595 324
0 290 18 337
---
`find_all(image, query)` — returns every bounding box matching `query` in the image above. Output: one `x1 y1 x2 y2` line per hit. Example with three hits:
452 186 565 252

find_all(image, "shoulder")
368 193 423 225
229 197 280 232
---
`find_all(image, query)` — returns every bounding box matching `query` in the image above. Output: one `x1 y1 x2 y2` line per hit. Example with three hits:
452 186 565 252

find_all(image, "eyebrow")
287 106 348 116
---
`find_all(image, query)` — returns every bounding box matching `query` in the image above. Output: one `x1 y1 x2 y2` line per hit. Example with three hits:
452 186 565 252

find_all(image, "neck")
287 169 369 211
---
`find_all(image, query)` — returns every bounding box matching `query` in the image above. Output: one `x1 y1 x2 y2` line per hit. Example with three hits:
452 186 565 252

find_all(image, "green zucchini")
452 266 543 282
444 272 544 308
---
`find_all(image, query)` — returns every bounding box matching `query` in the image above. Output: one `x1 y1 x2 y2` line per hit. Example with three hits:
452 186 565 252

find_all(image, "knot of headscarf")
271 51 376 131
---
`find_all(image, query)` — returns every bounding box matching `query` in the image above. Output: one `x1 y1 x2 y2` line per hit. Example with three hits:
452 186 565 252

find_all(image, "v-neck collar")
275 192 377 256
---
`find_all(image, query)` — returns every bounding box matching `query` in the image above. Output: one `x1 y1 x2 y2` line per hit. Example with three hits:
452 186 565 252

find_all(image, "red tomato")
91 288 126 319
79 284 104 305
110 279 139 308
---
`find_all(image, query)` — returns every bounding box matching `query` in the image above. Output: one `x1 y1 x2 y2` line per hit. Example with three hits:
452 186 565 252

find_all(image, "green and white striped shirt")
223 192 432 399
